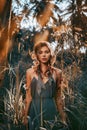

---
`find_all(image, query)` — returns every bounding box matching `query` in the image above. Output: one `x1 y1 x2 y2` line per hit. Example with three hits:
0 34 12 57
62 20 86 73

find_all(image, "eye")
45 50 50 54
37 51 42 54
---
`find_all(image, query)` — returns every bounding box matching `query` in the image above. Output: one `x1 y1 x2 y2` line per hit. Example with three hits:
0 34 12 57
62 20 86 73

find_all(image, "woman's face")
36 46 51 64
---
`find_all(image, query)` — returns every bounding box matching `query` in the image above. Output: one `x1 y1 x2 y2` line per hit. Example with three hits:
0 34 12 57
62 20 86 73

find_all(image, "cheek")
47 54 51 59
37 55 41 60
48 55 52 62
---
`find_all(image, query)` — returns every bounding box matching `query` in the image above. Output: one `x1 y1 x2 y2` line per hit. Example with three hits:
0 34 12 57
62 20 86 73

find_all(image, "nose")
42 52 46 57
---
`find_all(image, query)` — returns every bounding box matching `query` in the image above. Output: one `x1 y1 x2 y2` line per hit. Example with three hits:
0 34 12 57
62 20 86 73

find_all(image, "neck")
39 63 49 74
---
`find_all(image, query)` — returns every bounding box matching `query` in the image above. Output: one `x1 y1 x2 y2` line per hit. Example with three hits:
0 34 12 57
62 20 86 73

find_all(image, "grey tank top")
30 75 56 99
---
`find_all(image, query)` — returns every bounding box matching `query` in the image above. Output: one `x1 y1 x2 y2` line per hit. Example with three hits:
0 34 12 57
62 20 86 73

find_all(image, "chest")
30 76 56 97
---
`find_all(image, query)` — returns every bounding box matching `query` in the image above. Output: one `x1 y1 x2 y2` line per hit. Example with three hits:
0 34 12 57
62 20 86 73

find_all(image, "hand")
61 111 68 126
23 117 28 125
61 120 68 126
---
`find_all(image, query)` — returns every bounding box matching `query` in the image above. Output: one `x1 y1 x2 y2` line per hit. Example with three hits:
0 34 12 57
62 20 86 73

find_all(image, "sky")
12 0 72 30
12 0 87 53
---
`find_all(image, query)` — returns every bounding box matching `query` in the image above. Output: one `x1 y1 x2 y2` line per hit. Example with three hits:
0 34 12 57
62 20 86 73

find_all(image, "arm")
55 69 67 124
24 69 32 124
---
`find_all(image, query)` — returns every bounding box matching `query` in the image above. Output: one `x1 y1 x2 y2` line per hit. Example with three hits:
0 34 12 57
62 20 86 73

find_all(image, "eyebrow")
38 49 50 52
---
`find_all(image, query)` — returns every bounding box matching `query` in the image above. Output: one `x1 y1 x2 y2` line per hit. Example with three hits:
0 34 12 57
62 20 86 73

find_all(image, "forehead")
38 46 50 51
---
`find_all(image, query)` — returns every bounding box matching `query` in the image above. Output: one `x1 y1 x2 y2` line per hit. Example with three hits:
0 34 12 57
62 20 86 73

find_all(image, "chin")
41 61 49 64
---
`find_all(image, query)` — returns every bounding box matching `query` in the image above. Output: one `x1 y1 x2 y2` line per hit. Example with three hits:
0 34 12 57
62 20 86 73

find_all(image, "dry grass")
3 67 25 125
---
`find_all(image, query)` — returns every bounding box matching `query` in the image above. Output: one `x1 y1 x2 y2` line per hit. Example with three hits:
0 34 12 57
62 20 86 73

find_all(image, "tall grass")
3 66 25 127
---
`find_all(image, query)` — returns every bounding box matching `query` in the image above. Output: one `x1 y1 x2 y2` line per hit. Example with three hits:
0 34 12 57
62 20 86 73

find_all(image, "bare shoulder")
56 68 62 76
52 66 62 76
52 67 62 83
26 67 34 77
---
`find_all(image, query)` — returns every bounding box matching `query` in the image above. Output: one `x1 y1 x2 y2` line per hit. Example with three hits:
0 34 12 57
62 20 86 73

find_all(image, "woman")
24 41 67 130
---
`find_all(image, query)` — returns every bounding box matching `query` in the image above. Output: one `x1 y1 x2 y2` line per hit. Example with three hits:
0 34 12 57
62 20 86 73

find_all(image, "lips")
41 58 47 60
